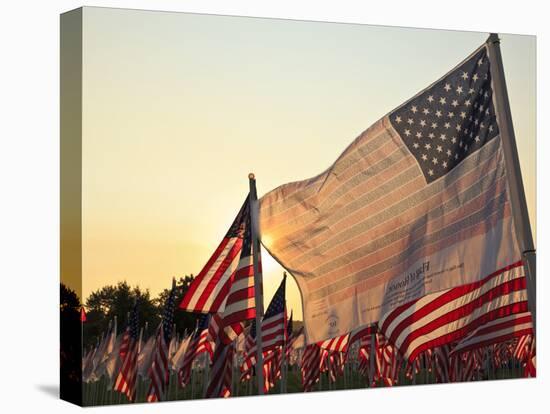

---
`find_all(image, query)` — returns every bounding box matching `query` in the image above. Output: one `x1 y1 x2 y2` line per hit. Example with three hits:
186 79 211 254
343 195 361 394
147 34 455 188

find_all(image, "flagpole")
249 173 265 395
202 352 209 398
368 333 375 387
486 33 536 334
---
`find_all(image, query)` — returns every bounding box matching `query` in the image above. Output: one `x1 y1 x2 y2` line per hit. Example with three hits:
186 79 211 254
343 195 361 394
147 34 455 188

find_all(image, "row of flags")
81 271 295 401
82 305 535 400
82 34 535 403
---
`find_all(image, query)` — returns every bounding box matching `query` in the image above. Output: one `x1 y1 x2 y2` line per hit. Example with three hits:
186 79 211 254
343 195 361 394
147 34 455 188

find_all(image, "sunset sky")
79 7 535 319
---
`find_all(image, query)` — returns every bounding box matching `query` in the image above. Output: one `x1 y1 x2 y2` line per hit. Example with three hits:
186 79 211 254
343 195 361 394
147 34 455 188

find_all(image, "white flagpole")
249 173 265 395
486 34 536 334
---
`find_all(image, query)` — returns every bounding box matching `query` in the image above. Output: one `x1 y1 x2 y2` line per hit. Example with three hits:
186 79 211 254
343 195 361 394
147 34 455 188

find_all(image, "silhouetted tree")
60 283 82 403
83 281 158 347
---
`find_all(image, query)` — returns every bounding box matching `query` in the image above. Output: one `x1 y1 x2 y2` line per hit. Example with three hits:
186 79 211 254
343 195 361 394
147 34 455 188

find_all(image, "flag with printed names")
259 43 521 343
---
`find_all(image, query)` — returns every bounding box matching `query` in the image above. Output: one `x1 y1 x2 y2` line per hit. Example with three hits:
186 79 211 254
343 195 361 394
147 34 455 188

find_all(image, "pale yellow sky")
80 7 535 320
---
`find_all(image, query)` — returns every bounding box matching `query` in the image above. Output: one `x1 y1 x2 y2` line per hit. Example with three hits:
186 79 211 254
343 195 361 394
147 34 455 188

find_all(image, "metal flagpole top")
488 33 500 44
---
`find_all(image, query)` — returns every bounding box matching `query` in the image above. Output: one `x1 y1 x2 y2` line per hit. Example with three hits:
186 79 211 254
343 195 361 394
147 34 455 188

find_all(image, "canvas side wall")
60 7 83 406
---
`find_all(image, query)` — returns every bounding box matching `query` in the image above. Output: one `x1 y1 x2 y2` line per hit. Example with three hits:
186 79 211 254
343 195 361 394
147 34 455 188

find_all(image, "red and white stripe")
523 342 536 378
179 199 250 315
113 335 139 401
513 334 533 361
451 311 533 355
178 328 212 388
457 351 476 381
240 306 287 376
263 348 283 392
205 313 241 398
205 340 234 398
261 308 287 352
328 352 345 383
220 251 259 335
301 344 321 392
286 326 304 360
146 325 169 402
349 324 377 348
357 344 370 378
379 262 528 362
434 345 452 383
318 333 350 353
378 340 401 386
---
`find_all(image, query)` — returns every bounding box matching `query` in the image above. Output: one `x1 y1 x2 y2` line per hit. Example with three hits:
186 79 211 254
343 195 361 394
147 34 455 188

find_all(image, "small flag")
114 305 139 401
146 281 177 402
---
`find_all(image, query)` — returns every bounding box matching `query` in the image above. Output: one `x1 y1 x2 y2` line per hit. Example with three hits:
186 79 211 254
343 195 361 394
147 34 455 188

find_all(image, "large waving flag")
259 41 523 343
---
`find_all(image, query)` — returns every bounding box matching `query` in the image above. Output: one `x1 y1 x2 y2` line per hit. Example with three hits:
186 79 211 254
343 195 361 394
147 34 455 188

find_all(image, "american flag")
179 197 258 335
179 199 249 313
259 42 521 343
451 311 533 355
240 320 257 380
82 338 100 383
318 333 349 354
205 314 235 398
376 335 401 386
259 275 287 351
324 351 345 383
179 197 259 343
220 202 259 334
434 344 452 383
349 324 377 348
301 343 321 392
523 339 536 377
285 314 303 360
317 323 377 356
205 340 234 398
356 333 381 384
354 327 378 380
146 281 177 402
262 348 283 393
178 314 212 388
379 261 528 362
459 350 477 381
513 334 532 361
357 343 370 379
113 304 139 401
240 276 287 383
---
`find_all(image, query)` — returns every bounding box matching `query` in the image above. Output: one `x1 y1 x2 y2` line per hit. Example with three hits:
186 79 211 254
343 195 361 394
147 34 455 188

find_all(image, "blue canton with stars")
129 303 140 341
263 274 286 319
390 47 499 183
161 283 177 343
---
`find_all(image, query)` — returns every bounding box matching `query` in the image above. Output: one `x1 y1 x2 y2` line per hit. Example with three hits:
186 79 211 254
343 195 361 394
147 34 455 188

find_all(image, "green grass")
83 363 525 406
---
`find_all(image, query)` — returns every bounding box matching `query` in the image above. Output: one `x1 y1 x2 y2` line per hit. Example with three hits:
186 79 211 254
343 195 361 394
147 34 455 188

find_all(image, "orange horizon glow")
73 8 535 321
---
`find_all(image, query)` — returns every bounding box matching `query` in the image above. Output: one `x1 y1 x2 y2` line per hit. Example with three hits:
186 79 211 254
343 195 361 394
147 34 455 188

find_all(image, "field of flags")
81 270 535 405
81 34 536 405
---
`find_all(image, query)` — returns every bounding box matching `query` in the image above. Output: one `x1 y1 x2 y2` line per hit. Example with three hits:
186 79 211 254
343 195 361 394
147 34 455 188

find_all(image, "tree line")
61 275 202 349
